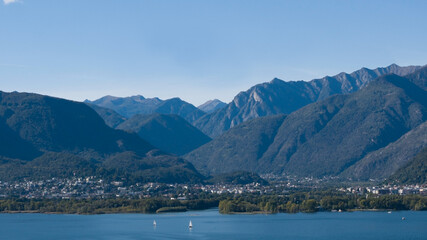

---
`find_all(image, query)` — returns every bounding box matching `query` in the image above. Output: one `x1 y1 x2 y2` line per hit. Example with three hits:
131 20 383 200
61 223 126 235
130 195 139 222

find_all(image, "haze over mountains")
185 66 427 180
85 95 205 124
85 104 213 155
117 113 211 156
85 103 127 128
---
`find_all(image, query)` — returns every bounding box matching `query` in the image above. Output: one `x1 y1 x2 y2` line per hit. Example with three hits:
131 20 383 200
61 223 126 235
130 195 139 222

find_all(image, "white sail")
189 220 193 228
153 220 157 226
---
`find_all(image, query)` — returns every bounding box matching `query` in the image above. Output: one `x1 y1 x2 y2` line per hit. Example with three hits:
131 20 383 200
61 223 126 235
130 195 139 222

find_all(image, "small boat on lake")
153 220 157 226
189 220 193 229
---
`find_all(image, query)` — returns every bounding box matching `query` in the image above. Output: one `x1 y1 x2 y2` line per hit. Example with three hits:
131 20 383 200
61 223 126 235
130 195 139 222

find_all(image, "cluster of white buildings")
341 185 427 195
200 183 271 194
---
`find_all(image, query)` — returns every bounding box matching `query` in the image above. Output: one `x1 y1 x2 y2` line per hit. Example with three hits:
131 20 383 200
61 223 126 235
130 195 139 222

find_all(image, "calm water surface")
1 209 426 240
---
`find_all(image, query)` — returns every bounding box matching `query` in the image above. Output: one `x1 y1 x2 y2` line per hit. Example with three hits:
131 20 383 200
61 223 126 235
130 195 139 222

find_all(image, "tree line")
0 198 219 214
0 191 426 214
218 192 427 214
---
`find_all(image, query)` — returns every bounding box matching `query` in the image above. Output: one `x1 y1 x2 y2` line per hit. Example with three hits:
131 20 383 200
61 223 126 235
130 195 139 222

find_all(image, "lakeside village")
0 176 426 200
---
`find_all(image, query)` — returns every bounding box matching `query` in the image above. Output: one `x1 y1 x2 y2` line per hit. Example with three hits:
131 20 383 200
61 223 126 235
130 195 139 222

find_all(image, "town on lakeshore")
1 175 426 215
1 176 425 200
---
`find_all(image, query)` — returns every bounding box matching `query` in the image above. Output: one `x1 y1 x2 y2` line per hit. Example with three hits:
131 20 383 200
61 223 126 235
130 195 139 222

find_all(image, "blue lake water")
1 209 426 240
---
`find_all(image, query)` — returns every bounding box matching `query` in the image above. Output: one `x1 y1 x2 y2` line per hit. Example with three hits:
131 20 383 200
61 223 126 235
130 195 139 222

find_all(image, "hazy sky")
1 0 426 105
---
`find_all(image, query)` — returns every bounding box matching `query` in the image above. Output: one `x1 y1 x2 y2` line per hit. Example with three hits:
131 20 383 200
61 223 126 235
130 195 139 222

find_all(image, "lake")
1 209 426 240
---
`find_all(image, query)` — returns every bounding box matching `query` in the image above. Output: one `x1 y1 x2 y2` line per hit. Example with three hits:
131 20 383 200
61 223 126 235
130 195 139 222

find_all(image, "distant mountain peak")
197 99 227 114
96 95 120 101
129 95 146 102
270 78 283 84
168 97 183 102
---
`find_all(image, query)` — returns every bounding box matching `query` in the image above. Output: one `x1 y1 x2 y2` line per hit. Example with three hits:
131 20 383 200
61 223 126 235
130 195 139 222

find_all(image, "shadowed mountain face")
117 113 211 156
85 95 205 124
185 115 287 175
387 147 427 184
185 67 427 179
194 64 423 137
0 91 203 183
404 65 427 90
198 99 227 113
0 117 42 161
342 121 427 180
85 103 127 128
0 92 152 154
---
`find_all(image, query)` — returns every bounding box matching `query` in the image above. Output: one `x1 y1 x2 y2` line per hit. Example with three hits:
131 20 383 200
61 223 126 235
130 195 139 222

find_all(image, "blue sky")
1 0 426 105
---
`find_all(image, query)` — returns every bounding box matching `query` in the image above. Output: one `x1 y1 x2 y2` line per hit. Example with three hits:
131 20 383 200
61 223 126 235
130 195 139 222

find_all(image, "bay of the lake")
1 208 426 240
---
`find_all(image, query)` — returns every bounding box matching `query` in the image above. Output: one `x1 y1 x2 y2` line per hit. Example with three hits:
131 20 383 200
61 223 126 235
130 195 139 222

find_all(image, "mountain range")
1 64 425 184
193 64 423 137
0 91 203 183
86 99 213 156
85 95 205 124
86 64 422 140
185 66 427 180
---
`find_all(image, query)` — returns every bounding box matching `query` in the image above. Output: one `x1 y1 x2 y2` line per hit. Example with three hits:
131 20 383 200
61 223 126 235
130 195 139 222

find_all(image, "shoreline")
222 211 272 215
0 207 219 215
0 208 418 215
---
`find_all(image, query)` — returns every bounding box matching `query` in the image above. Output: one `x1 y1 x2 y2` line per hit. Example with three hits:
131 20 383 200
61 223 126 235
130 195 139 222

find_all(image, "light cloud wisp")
3 0 19 5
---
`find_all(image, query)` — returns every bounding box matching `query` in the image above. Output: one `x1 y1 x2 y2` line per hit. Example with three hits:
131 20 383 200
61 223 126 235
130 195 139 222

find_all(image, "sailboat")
189 220 193 229
153 220 157 227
